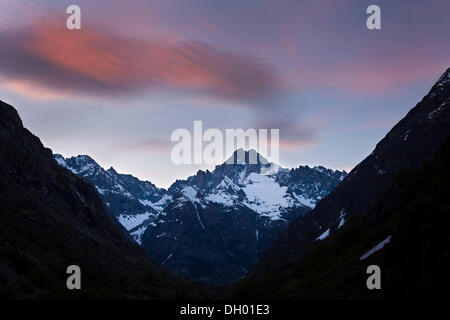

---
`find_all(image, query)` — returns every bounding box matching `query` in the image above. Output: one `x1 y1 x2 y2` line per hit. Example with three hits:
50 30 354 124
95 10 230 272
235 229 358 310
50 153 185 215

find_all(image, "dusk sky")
1 0 449 188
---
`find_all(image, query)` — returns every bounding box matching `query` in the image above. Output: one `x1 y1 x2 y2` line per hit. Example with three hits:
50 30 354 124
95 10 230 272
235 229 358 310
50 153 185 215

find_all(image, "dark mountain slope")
231 67 450 298
0 100 203 299
231 135 450 299
282 68 450 248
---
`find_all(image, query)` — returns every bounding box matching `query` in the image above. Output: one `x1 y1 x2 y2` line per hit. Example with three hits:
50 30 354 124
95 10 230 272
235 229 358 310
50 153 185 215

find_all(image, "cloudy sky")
0 0 449 187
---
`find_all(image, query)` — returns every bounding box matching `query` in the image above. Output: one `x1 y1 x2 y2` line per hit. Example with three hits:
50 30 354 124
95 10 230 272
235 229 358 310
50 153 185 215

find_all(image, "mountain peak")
430 67 450 94
0 100 23 129
75 154 96 163
226 148 270 166
437 67 450 82
107 166 118 174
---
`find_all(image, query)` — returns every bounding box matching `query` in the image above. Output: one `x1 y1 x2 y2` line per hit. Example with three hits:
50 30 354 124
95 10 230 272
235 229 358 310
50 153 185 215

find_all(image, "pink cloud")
315 59 449 94
3 80 66 101
0 21 280 101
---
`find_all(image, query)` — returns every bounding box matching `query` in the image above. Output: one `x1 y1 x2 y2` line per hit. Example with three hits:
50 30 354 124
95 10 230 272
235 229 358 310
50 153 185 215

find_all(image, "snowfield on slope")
118 212 154 231
242 173 297 220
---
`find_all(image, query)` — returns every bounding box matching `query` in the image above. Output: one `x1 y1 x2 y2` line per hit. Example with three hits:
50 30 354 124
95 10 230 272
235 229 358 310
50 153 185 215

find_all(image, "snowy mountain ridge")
54 149 346 283
55 149 345 240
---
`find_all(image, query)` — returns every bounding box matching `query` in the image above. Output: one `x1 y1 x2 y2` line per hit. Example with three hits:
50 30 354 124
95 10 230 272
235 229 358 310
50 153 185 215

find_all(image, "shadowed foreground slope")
0 100 205 299
231 68 450 299
231 136 450 299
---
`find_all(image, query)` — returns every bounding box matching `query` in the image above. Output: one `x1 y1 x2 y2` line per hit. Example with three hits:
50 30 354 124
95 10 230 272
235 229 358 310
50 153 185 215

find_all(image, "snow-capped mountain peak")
54 149 346 283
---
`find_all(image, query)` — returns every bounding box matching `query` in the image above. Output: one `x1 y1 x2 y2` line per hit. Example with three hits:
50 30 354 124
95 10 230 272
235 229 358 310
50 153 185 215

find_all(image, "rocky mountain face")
0 100 202 299
231 68 450 299
55 149 345 284
54 154 170 234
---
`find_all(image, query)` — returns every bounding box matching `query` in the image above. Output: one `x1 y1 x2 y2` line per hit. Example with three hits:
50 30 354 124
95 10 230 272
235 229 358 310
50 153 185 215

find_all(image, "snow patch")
428 102 447 119
118 212 153 231
242 173 295 220
55 156 67 167
195 207 206 231
293 194 316 208
205 177 240 206
130 225 148 244
316 228 330 241
162 253 173 265
338 209 346 229
95 186 106 194
139 194 172 213
360 236 392 260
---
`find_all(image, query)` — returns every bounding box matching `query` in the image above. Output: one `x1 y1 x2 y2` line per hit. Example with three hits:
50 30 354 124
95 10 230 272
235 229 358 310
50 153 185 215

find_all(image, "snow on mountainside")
55 150 345 237
242 173 296 220
54 153 170 240
167 149 345 213
54 149 346 283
